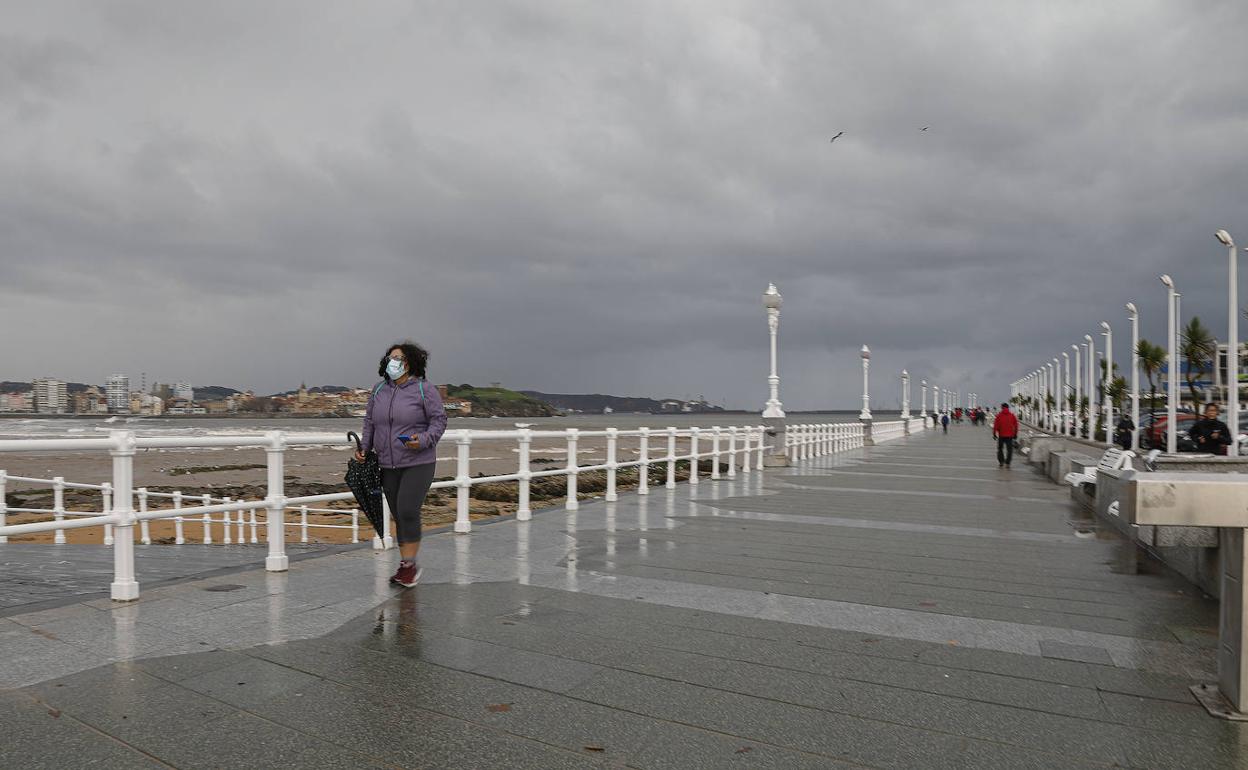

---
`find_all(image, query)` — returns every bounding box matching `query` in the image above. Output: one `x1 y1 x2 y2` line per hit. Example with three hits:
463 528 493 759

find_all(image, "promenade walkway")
2 425 1241 768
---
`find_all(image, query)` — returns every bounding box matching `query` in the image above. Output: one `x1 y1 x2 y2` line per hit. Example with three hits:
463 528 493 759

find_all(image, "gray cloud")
3 1 1248 409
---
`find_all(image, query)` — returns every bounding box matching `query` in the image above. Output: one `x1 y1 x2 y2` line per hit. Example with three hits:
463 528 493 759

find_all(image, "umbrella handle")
347 431 362 453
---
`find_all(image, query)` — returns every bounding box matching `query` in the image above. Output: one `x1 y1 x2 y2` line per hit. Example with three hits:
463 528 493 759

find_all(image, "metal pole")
1165 278 1177 453
859 346 872 419
264 431 288 571
1227 236 1240 456
1102 323 1114 445
109 431 139 601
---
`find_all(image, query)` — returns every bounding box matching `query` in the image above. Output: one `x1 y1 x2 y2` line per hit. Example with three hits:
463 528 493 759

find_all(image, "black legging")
381 463 436 544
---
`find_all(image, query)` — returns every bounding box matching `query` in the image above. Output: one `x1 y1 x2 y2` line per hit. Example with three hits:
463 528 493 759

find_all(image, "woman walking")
357 341 447 587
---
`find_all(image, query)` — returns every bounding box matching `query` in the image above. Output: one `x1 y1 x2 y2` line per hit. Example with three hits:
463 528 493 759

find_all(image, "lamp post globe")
761 284 785 419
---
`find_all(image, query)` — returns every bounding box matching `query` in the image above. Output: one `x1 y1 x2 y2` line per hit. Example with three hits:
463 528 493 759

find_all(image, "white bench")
1063 447 1135 487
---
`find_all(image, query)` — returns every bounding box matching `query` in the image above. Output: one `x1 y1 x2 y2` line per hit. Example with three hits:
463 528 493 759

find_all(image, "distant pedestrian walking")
992 403 1018 467
1114 414 1135 451
357 341 448 588
941 413 949 433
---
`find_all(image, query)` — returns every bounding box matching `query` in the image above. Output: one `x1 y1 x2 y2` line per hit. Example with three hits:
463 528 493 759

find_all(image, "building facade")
32 378 68 414
106 375 130 413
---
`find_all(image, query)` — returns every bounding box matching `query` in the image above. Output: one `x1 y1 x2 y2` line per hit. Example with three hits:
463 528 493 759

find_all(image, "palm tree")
1181 317 1216 409
1137 339 1166 414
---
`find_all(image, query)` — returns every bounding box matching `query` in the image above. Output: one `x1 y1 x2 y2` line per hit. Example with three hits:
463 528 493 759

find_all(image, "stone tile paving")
0 541 345 614
2 425 1245 768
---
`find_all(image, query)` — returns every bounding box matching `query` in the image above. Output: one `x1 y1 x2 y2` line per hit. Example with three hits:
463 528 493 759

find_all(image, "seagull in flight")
920 126 929 131
829 131 844 143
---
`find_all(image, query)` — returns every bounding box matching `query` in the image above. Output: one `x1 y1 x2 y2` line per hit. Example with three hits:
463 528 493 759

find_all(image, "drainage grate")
203 584 247 593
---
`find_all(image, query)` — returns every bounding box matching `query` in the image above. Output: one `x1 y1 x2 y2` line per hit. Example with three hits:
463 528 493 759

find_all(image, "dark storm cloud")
3 1 1248 409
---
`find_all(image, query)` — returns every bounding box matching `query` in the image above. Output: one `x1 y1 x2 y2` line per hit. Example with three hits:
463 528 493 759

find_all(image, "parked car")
1140 413 1197 451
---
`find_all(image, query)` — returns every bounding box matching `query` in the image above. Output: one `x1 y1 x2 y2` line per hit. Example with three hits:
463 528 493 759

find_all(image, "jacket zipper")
386 383 395 468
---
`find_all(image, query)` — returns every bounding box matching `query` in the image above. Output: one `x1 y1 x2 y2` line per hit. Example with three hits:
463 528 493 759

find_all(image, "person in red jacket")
992 403 1019 468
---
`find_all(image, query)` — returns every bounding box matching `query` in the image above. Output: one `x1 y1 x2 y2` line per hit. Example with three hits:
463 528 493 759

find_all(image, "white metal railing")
0 424 765 600
906 416 928 434
784 422 865 461
873 420 907 443
0 473 364 547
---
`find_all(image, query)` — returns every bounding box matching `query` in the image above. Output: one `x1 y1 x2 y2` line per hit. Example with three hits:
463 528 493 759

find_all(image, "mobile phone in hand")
398 435 413 443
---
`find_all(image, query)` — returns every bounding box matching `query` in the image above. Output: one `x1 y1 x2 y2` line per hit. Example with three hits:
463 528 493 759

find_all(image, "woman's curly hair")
378 340 429 380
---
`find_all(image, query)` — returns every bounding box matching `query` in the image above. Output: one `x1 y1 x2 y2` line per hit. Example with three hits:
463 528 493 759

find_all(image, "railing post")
52 476 66 544
137 488 151 545
665 427 677 489
517 428 533 520
222 504 233 545
109 430 139 601
605 428 619 502
454 431 472 533
102 483 114 545
756 426 765 470
727 427 737 478
173 491 185 544
299 504 308 544
249 508 259 544
638 428 650 494
710 427 721 480
351 509 360 543
788 425 798 463
565 428 580 510
0 470 7 544
689 428 700 486
236 500 246 543
201 494 212 544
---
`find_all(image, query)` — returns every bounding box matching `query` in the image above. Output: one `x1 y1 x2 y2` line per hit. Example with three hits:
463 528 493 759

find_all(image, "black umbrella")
345 431 385 537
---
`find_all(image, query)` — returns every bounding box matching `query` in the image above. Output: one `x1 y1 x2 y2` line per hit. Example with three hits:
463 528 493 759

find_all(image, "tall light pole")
1101 322 1113 445
920 379 928 418
762 284 784 418
859 345 872 420
1072 344 1083 438
901 370 911 419
1216 230 1240 456
1061 352 1071 435
1084 334 1096 439
1161 274 1177 453
1126 302 1139 450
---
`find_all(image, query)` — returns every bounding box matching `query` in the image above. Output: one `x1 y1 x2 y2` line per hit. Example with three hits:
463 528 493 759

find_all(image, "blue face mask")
386 359 406 379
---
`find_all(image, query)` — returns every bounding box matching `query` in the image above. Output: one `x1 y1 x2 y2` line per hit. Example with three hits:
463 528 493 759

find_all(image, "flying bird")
829 131 844 143
920 126 929 131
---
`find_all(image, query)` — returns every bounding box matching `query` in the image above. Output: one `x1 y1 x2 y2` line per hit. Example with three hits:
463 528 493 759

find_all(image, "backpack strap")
371 381 385 399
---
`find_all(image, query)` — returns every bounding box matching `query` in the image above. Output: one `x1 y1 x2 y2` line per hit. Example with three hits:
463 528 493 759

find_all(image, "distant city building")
0 391 34 413
72 386 107 415
152 383 173 400
32 378 69 414
106 374 130 413
173 381 193 401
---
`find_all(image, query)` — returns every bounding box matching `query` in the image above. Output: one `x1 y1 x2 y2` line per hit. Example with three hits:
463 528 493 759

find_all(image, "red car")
1141 413 1196 450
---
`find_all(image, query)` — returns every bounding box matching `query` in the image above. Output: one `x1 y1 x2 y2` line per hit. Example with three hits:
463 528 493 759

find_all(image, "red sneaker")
394 563 422 588
388 565 402 584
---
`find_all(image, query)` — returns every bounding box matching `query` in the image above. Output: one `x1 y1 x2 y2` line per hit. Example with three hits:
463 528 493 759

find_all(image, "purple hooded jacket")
360 378 448 468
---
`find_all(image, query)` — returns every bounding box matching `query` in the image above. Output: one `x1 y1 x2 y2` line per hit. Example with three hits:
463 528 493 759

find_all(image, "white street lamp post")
1161 274 1177 453
762 284 785 419
1216 231 1240 456
920 379 928 418
1084 334 1096 439
1072 344 1082 438
859 346 872 419
1101 322 1113 446
1126 303 1139 450
901 370 911 419
1061 352 1070 435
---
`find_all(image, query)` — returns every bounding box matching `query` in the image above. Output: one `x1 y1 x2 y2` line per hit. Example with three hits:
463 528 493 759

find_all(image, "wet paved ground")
2 425 1243 768
0 542 343 614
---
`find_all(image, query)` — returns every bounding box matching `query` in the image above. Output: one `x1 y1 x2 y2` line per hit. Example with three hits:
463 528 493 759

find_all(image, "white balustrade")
0 423 768 601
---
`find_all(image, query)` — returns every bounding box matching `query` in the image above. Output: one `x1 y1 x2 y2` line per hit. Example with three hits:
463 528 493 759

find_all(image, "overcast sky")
4 1 1247 410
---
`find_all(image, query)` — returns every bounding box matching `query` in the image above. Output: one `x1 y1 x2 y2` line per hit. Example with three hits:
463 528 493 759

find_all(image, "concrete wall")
1095 468 1221 597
